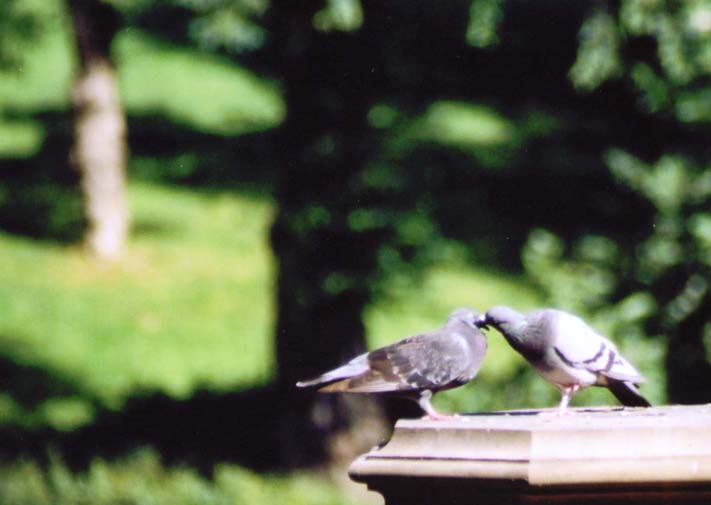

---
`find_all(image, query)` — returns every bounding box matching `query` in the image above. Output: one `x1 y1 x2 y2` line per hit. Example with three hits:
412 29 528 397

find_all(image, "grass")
0 0 73 114
0 0 72 158
0 0 283 159
0 182 276 427
0 0 285 430
116 30 284 136
0 179 542 429
0 449 361 505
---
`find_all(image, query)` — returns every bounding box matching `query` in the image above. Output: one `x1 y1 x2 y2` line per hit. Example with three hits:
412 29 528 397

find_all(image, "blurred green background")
0 0 710 502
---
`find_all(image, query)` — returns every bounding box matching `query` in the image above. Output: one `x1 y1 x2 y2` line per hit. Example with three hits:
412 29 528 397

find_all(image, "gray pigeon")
478 306 650 413
296 308 488 419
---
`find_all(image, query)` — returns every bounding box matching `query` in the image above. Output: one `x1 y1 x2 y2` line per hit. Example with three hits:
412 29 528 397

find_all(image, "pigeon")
296 308 488 419
477 306 651 414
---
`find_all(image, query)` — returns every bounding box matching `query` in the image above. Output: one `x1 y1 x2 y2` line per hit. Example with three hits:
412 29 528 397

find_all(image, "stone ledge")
349 405 711 503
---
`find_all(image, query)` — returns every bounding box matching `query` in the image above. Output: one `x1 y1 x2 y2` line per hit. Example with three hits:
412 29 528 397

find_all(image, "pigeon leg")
557 384 580 415
418 390 455 420
557 390 571 415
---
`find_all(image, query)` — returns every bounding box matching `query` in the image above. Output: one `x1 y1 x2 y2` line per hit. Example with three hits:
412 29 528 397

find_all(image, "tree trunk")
68 0 128 261
268 2 390 468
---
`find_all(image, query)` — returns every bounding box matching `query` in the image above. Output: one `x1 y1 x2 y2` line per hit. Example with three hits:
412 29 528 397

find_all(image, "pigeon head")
446 307 481 330
478 305 525 333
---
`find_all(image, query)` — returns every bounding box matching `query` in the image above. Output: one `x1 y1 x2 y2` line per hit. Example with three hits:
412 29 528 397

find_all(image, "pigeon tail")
607 380 651 407
296 358 368 388
296 377 326 388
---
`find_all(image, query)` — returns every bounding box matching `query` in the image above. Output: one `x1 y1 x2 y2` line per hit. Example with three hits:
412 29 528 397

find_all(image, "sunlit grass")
0 0 72 157
0 0 74 114
116 30 284 135
0 182 276 428
0 119 45 157
0 0 284 160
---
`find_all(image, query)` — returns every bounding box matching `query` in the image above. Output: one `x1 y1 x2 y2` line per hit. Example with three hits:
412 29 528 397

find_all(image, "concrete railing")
349 405 711 504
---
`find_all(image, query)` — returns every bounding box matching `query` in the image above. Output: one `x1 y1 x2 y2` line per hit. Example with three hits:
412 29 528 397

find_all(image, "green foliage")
522 226 668 406
608 151 711 315
569 8 621 91
0 450 356 505
366 263 542 413
524 0 711 407
120 0 270 54
571 0 711 123
186 0 268 53
466 0 503 48
346 97 564 292
519 151 711 405
523 230 617 314
150 0 365 54
313 0 363 33
417 101 515 148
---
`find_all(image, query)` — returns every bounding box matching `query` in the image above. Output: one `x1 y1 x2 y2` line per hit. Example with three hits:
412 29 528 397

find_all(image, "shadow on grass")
0 112 84 243
0 109 277 245
61 386 288 473
0 386 418 475
0 386 290 473
0 355 85 410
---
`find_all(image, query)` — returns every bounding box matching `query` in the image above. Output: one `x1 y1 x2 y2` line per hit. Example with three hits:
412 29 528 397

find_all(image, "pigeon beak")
475 315 490 330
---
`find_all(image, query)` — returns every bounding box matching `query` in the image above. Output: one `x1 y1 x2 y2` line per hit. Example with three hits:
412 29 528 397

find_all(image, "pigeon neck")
499 319 529 347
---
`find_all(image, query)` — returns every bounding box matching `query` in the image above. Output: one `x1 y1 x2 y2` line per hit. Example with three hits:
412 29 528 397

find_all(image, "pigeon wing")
548 311 644 383
327 330 473 393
